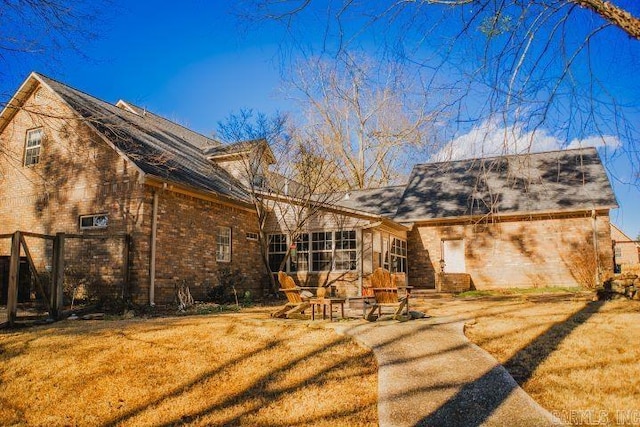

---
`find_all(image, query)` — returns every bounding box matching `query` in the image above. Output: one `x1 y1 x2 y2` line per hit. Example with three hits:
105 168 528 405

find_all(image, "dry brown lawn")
4 293 639 426
416 293 640 426
0 309 377 426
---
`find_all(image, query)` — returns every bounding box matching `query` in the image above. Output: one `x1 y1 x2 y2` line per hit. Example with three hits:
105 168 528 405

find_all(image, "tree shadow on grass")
415 300 605 427
100 320 376 427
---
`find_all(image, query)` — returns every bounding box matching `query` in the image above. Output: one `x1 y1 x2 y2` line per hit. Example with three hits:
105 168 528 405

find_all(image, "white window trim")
267 230 358 273
267 233 287 271
24 128 43 166
216 226 232 263
390 237 408 273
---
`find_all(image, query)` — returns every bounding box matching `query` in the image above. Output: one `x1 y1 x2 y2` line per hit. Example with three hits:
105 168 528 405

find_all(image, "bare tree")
0 0 109 101
286 52 435 189
216 110 347 293
236 1 640 184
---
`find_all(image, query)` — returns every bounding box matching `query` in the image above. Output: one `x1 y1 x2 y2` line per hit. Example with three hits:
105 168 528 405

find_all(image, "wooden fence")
0 231 130 327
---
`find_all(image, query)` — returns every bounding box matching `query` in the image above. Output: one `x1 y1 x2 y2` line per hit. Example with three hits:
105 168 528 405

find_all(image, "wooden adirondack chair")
271 271 312 319
365 267 410 321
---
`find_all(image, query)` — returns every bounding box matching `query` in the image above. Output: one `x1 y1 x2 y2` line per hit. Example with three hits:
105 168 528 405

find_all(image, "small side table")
310 298 346 321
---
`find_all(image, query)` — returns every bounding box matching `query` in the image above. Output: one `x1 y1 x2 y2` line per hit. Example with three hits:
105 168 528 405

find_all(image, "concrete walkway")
332 316 564 427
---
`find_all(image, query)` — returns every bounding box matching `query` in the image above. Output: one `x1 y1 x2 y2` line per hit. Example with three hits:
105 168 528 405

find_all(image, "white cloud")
432 118 621 162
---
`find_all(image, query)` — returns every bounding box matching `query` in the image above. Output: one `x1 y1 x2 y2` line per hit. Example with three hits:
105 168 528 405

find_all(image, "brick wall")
0 81 269 305
0 82 149 302
408 212 614 289
151 190 266 303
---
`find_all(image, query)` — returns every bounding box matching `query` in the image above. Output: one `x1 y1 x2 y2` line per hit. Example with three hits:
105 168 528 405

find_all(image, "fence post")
51 232 65 319
7 231 21 326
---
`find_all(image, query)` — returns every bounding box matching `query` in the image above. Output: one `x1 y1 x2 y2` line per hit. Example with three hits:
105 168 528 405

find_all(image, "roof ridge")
346 184 407 192
35 74 207 154
417 146 597 168
33 73 219 150
34 72 135 117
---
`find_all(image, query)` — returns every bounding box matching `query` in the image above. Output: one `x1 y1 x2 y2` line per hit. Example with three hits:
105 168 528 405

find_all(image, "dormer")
205 139 276 189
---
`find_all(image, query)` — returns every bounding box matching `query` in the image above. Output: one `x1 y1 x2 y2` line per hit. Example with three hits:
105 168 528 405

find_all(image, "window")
267 230 358 273
290 234 309 272
79 214 108 230
382 237 390 270
216 227 232 262
614 246 622 259
334 230 357 271
390 238 408 273
312 232 333 271
268 234 287 271
24 128 43 166
246 232 259 241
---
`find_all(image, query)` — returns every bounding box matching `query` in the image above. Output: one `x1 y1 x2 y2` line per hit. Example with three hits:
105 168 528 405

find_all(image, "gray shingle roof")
117 100 220 150
334 186 406 217
37 73 252 204
395 148 618 222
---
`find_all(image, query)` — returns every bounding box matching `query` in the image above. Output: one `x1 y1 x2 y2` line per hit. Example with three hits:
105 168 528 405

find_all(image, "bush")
206 267 247 305
566 244 609 289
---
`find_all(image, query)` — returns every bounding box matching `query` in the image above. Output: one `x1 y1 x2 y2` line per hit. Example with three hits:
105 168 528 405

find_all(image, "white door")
443 240 465 273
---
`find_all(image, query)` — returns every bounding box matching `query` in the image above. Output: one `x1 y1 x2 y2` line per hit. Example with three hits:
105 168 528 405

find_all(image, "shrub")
566 244 610 289
207 267 247 305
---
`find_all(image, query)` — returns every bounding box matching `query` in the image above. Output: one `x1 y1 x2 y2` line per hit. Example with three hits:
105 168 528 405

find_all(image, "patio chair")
271 271 312 319
365 267 410 321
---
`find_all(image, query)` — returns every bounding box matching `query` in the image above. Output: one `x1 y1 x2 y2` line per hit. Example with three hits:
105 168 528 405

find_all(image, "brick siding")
0 82 268 305
408 213 614 289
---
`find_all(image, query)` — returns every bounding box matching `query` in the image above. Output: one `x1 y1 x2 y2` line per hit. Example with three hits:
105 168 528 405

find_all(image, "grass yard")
0 309 377 426
415 293 640 426
3 292 639 426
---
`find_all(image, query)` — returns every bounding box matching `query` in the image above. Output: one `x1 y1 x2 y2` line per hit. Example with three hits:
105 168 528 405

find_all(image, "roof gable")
395 148 618 222
205 138 276 164
28 73 251 204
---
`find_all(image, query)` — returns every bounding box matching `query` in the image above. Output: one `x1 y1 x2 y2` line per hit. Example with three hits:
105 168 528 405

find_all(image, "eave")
143 175 255 212
405 205 618 226
257 190 411 232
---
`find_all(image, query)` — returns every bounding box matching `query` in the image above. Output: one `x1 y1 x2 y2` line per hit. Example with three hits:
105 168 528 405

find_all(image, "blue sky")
2 1 638 238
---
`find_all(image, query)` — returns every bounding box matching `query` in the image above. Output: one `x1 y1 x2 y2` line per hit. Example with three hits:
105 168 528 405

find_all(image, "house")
0 72 619 306
397 151 617 290
611 224 640 273
321 149 617 291
0 72 266 304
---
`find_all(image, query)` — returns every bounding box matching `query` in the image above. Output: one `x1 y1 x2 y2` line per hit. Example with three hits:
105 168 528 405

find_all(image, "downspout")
592 209 601 287
358 227 363 296
149 190 159 306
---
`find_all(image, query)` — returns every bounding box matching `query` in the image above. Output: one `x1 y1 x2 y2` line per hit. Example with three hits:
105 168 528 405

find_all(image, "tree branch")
571 0 640 40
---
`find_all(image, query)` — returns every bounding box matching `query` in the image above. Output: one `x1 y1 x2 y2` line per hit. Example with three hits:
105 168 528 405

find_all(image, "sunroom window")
267 230 357 273
268 234 287 272
390 238 407 273
312 232 333 271
334 230 357 271
290 234 309 272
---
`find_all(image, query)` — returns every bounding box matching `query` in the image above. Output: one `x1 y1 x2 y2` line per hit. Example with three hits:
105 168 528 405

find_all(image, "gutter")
144 175 254 212
405 207 617 225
